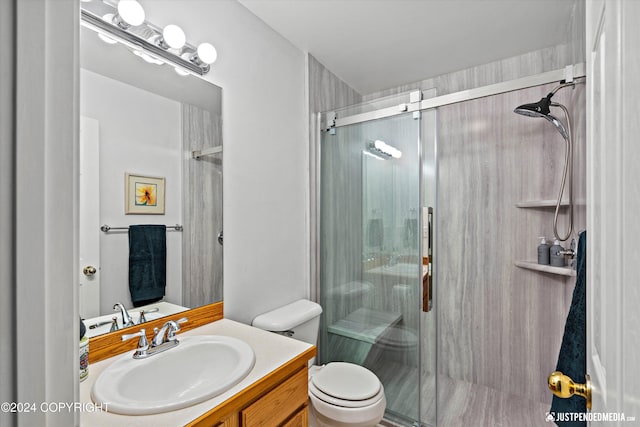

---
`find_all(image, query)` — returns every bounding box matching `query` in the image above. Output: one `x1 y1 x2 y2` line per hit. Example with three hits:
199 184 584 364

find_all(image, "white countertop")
80 319 313 426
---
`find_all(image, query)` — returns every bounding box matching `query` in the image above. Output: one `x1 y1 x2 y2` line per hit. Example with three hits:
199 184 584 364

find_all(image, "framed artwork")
125 173 165 214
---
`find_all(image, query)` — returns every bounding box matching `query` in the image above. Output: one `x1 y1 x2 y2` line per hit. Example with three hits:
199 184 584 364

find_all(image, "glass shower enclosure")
319 106 435 425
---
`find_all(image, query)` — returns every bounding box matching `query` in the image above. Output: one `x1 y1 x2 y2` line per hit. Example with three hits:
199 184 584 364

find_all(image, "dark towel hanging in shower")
550 231 587 427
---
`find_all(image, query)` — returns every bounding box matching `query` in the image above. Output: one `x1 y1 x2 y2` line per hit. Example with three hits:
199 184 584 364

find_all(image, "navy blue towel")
128 225 166 307
550 231 587 426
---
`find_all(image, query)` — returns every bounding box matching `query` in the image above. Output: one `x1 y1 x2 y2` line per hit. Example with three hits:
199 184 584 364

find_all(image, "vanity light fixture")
81 0 218 76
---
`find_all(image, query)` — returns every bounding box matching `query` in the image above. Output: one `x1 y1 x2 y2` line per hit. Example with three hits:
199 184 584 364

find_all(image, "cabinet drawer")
214 413 239 427
241 367 308 426
281 406 308 427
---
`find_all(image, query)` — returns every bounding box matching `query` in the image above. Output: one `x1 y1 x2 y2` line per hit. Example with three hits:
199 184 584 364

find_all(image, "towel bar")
100 224 183 233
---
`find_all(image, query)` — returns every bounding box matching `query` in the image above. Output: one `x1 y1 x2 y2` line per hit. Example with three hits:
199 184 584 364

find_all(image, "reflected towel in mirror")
128 225 166 307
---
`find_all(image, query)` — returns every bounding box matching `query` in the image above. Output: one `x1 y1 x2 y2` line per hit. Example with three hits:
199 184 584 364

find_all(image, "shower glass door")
319 112 424 425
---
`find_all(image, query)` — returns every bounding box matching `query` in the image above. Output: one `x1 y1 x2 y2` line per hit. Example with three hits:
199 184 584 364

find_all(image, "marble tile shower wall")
351 43 585 414
436 82 585 406
182 104 223 307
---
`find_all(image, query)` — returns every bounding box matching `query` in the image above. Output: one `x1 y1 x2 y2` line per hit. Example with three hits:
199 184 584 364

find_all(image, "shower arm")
549 81 578 97
549 101 574 241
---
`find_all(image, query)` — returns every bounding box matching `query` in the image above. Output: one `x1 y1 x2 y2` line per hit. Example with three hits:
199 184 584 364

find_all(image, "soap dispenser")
537 236 550 265
550 239 566 267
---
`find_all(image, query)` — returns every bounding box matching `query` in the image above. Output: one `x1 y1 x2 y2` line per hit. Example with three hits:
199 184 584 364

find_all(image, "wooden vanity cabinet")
240 367 308 426
187 348 314 427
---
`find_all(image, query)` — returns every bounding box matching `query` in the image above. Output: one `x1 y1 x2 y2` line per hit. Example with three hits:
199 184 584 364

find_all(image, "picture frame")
125 173 165 215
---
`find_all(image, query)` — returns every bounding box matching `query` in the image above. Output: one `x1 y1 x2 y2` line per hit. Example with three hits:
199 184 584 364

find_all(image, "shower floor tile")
372 360 552 427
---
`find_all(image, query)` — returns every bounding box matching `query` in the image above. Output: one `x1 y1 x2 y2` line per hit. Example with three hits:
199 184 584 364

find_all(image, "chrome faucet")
152 318 187 347
121 317 187 360
113 303 135 328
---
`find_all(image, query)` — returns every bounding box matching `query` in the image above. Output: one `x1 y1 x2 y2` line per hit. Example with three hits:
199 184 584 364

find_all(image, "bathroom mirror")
79 23 223 338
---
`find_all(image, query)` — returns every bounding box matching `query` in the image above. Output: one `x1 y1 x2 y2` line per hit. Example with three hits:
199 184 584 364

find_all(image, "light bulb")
196 43 217 65
117 0 145 26
97 33 118 44
133 50 163 65
162 25 186 49
174 67 190 76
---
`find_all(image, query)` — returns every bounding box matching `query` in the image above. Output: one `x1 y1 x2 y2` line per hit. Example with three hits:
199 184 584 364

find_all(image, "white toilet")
252 299 386 427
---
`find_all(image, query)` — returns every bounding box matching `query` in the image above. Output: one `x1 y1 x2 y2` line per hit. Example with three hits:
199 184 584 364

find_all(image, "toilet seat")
308 382 386 426
309 362 384 409
311 362 381 401
309 381 385 408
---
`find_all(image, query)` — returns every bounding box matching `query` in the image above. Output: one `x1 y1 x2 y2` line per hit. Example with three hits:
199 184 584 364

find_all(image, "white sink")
91 335 255 415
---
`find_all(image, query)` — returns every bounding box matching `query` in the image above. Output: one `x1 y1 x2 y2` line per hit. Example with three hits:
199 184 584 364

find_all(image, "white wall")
80 69 183 313
138 0 309 324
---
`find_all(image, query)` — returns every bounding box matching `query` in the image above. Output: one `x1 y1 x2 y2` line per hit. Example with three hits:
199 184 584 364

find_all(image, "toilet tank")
252 299 323 346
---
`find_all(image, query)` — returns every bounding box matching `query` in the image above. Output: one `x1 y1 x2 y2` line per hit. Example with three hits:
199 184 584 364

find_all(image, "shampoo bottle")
550 239 566 267
537 236 550 265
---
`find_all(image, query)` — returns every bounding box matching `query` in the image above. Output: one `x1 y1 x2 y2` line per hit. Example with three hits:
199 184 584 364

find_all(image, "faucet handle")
122 328 150 359
109 316 119 332
167 317 188 341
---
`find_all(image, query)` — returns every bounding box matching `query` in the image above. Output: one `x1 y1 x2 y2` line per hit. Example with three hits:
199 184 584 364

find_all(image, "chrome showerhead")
514 93 552 118
514 93 569 140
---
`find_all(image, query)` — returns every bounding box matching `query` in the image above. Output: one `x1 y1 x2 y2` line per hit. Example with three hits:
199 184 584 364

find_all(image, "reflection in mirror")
79 22 223 338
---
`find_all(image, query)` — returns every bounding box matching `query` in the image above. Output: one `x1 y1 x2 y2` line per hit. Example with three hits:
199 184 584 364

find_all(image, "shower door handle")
422 207 433 312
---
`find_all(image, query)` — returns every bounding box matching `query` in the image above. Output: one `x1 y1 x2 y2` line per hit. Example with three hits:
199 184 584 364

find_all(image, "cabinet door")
215 413 239 427
242 368 308 426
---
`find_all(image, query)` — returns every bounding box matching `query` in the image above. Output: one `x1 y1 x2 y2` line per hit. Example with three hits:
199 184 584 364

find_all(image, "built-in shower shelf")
514 260 576 277
516 199 569 208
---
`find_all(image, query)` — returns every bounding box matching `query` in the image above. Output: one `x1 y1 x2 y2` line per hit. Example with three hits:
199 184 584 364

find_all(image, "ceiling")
238 0 579 95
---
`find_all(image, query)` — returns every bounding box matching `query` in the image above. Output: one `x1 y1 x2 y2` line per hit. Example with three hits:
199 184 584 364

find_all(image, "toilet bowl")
252 300 387 427
373 325 419 366
308 363 386 427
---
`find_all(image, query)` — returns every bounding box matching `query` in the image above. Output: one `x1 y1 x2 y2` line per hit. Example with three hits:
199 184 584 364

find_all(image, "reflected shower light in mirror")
162 25 186 49
116 0 145 27
373 140 402 158
363 150 387 161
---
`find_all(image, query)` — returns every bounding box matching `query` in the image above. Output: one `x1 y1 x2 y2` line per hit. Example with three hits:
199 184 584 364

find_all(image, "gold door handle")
83 265 97 277
548 371 592 410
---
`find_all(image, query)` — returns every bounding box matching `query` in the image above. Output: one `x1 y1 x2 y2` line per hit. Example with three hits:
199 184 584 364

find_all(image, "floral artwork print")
135 183 157 206
125 173 165 214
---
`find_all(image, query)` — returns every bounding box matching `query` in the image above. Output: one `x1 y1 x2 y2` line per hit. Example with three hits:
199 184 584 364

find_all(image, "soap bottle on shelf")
537 236 550 265
550 239 566 267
